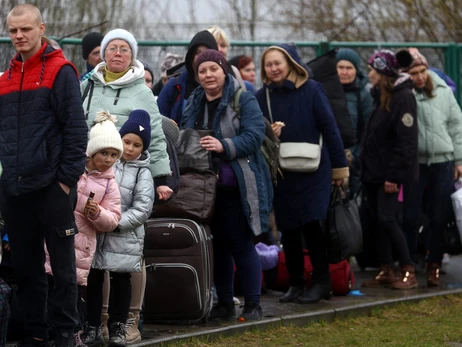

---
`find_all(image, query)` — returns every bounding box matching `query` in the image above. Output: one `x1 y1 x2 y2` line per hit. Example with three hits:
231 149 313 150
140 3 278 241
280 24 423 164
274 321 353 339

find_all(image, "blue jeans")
211 189 262 304
403 162 454 265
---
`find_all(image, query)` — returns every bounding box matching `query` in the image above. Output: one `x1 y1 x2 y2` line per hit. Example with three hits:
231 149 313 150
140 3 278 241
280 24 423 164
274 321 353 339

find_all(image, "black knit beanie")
82 32 104 60
119 110 152 152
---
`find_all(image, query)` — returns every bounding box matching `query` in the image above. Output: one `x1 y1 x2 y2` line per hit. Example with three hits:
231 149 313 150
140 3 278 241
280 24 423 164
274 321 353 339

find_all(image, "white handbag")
279 138 323 172
266 89 322 172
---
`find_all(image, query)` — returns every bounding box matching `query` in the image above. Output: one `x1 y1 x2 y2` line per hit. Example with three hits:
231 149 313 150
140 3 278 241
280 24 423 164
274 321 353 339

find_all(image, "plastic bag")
255 242 279 271
450 185 462 251
326 185 363 263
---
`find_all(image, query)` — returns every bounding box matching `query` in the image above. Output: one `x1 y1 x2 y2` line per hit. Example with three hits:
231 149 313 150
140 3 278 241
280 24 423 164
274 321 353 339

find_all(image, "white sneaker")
233 296 241 305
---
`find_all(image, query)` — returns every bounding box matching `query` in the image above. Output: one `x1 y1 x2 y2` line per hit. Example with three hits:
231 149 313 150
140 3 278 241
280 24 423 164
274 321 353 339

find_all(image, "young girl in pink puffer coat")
45 111 123 342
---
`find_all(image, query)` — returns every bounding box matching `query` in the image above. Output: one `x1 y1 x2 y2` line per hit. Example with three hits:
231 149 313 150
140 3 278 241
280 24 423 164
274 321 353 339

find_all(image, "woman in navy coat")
255 44 349 304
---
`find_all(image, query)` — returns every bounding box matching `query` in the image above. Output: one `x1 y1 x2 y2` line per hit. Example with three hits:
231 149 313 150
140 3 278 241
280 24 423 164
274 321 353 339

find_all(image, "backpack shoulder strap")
230 87 243 119
100 178 110 202
135 167 142 186
82 79 94 103
82 79 94 120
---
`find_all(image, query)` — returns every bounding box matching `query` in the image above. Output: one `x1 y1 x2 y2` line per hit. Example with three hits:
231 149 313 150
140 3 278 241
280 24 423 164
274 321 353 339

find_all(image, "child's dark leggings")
86 268 131 326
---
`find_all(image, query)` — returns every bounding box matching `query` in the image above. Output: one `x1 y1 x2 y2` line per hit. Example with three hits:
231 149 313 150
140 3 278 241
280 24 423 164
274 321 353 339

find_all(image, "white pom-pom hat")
87 110 123 158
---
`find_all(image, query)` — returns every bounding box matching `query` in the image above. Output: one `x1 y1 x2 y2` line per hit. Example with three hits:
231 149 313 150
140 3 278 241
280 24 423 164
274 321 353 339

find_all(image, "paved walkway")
5 256 462 346
134 255 462 346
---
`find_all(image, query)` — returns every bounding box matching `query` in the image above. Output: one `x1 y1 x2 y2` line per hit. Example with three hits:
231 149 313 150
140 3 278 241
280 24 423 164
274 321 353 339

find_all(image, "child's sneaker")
237 302 262 322
73 332 88 347
80 326 104 347
125 312 141 344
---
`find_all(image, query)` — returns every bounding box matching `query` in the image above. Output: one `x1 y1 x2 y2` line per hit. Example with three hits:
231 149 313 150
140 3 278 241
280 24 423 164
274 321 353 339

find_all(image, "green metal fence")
1 38 460 103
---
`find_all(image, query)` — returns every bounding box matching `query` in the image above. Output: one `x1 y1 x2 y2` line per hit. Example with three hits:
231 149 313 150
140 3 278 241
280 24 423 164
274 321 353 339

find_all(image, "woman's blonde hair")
207 25 230 47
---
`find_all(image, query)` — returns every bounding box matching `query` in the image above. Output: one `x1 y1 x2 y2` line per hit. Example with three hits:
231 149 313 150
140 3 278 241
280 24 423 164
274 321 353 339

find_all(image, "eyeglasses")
106 46 131 55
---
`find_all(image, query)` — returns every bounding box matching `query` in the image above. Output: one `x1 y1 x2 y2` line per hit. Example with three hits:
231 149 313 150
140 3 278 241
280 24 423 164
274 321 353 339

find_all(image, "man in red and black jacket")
0 4 87 347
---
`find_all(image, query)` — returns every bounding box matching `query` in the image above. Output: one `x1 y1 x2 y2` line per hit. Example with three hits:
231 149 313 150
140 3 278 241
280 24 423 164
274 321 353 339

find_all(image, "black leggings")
363 183 412 267
281 221 329 287
86 268 131 326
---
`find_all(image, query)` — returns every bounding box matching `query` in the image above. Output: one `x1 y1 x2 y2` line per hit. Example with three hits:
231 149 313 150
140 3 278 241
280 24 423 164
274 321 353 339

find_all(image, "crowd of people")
0 3 461 347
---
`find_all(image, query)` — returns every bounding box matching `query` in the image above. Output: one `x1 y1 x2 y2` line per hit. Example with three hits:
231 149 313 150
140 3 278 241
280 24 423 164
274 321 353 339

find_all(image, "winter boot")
362 265 396 288
80 326 104 347
391 265 418 289
209 301 236 320
237 302 263 322
298 283 332 304
108 322 127 347
125 312 141 344
101 313 109 342
279 286 304 303
427 263 440 287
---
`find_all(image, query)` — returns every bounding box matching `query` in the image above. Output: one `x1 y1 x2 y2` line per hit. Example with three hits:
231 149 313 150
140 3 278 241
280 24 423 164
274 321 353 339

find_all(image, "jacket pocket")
55 226 77 238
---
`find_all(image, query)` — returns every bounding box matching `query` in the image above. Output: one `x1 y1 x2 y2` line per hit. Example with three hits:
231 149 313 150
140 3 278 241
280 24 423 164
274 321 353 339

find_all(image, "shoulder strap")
265 88 274 123
82 79 94 103
135 167 142 186
101 178 110 202
82 80 94 120
231 87 243 119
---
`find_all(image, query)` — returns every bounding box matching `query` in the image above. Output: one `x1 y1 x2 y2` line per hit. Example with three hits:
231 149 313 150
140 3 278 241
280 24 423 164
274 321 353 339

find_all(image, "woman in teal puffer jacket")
402 50 462 287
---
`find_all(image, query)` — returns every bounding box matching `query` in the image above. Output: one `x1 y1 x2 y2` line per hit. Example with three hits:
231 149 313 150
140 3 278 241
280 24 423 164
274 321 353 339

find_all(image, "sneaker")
73 332 87 347
233 296 241 305
237 302 262 322
209 301 236 320
108 322 126 347
80 326 105 347
125 312 141 344
52 331 74 347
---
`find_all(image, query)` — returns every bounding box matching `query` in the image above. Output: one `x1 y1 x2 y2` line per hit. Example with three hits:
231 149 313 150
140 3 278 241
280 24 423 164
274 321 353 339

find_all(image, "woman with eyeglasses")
80 29 171 346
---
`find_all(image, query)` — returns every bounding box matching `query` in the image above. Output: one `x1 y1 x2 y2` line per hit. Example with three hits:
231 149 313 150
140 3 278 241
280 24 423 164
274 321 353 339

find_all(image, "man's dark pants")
1 181 78 341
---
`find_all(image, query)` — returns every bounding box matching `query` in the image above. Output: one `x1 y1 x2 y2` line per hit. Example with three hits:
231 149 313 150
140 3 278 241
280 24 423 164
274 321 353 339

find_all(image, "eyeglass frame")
105 46 132 55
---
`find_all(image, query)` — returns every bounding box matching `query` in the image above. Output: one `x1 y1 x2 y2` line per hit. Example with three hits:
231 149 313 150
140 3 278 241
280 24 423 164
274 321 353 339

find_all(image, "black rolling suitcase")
143 218 213 324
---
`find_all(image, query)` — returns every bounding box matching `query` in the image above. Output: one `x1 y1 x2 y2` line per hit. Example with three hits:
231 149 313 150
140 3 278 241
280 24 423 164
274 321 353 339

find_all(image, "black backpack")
158 117 181 203
307 49 356 148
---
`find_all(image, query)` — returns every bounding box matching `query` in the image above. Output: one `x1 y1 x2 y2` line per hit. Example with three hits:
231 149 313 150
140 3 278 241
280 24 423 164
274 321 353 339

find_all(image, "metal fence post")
445 43 461 104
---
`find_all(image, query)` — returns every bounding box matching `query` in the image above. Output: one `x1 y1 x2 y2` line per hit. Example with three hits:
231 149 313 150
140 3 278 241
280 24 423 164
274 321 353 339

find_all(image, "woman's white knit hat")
100 28 138 61
87 110 123 158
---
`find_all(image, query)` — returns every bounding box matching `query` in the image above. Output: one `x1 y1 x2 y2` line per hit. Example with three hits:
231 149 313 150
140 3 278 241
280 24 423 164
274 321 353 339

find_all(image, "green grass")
163 294 462 347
